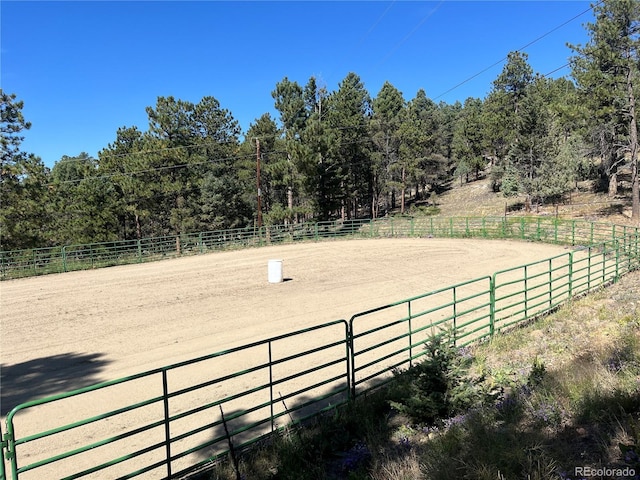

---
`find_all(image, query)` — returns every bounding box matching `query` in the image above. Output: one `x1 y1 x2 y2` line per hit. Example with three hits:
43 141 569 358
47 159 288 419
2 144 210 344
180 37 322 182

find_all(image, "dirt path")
0 237 573 478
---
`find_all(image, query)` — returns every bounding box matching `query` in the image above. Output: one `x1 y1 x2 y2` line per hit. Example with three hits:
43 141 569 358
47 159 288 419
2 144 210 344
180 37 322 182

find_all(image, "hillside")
430 175 637 228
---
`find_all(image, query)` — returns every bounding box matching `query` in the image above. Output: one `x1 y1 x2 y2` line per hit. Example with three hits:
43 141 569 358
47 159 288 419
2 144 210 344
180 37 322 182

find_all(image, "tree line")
2 0 639 252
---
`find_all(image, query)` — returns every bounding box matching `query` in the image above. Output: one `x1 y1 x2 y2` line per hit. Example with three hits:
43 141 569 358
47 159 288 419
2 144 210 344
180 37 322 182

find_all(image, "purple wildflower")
341 441 371 473
496 396 517 413
443 414 467 429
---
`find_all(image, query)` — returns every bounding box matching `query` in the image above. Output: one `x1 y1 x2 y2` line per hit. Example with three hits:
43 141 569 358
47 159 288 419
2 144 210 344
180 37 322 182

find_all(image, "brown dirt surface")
0 237 581 478
433 176 638 227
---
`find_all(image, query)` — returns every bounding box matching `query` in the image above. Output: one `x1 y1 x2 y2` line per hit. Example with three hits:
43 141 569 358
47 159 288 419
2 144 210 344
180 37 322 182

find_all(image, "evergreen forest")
2 0 639 252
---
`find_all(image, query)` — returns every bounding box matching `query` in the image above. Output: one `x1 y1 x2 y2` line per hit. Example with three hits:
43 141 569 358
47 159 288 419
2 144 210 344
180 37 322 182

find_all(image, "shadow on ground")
1 352 110 415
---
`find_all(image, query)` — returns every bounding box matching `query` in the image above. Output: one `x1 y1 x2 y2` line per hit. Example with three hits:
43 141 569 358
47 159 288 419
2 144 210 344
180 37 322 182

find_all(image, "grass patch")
192 271 640 479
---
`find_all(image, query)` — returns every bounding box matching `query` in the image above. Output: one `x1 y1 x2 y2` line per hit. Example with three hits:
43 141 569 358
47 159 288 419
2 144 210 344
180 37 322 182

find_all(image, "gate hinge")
1 433 14 460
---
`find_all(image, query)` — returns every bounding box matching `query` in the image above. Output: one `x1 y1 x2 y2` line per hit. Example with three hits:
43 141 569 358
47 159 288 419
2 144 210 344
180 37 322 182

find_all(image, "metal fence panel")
349 277 492 397
0 217 634 281
3 321 349 480
493 252 573 332
1 422 6 480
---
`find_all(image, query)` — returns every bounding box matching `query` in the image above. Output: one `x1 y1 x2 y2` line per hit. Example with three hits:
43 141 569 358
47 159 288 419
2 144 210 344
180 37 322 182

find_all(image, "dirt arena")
0 237 574 478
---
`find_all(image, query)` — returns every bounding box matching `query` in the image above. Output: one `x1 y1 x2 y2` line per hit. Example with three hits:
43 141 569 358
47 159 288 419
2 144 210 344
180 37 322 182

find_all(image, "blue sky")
2 1 594 168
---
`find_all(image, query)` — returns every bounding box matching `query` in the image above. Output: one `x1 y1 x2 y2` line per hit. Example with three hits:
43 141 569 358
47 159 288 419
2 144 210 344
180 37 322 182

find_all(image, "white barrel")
268 259 283 283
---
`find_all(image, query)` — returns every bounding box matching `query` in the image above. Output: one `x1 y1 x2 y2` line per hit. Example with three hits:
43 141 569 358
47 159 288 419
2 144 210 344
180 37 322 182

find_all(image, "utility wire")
376 1 444 67
432 1 600 101
38 3 599 188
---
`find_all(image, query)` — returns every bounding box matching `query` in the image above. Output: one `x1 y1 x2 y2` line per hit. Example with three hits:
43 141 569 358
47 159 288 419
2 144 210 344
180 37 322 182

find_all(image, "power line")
376 0 444 68
48 152 256 186
51 138 242 164
330 0 396 77
43 4 597 174
432 2 600 101
543 63 571 78
33 0 603 191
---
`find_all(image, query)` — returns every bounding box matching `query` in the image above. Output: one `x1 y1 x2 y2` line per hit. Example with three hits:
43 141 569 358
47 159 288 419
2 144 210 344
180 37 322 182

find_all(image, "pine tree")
369 82 405 217
328 73 372 219
50 153 119 244
569 0 640 221
0 91 51 250
452 97 487 185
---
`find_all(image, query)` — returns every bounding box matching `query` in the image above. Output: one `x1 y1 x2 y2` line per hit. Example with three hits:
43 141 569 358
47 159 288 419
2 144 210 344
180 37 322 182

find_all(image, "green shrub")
389 331 489 424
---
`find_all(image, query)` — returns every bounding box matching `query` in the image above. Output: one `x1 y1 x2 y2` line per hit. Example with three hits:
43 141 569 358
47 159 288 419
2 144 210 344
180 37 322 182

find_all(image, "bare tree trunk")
340 180 346 221
627 66 640 221
287 153 294 224
287 187 293 211
135 213 142 240
633 160 640 222
400 166 406 214
608 172 618 198
371 183 377 219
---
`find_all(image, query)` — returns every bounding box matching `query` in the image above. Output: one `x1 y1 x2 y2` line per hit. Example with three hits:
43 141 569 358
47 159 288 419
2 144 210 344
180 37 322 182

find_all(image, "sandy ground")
0 237 574 479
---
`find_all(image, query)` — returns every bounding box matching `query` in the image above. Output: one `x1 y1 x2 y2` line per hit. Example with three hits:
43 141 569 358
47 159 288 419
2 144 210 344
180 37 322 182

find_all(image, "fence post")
268 341 275 431
489 275 496 337
4 415 16 480
62 246 67 273
348 317 357 400
524 265 528 320
161 370 173 479
452 286 457 346
568 251 574 299
548 258 553 308
408 301 413 368
615 240 620 282
588 246 592 291
0 421 6 480
137 239 143 262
